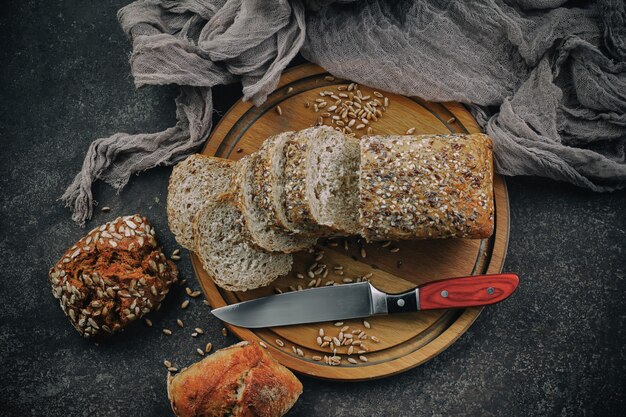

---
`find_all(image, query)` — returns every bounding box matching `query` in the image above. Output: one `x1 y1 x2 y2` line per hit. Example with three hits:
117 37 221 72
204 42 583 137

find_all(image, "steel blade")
211 282 378 328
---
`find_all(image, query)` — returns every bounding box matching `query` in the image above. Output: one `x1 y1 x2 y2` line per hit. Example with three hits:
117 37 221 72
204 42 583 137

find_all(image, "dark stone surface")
1 2 625 416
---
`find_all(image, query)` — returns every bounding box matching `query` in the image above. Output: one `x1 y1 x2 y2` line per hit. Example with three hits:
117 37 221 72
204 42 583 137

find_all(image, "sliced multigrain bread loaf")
237 154 316 253
192 194 292 292
306 130 360 235
167 155 235 250
359 133 495 241
283 127 335 236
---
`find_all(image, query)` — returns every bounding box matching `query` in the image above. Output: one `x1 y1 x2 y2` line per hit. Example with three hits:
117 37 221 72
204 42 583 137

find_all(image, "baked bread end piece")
167 341 302 417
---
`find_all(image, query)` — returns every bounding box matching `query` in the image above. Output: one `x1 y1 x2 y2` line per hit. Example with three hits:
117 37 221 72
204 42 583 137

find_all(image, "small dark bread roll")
167 341 302 417
48 215 178 339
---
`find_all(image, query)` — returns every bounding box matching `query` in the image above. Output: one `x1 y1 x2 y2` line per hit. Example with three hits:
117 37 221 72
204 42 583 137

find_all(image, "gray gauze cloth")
62 0 626 225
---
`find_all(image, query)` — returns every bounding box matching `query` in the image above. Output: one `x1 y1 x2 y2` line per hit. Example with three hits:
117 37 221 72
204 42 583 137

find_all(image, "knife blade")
211 273 519 328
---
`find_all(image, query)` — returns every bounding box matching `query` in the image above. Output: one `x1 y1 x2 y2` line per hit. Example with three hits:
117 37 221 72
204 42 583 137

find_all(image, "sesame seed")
167 367 178 372
334 322 344 326
195 327 204 334
163 360 172 368
181 300 190 309
205 342 213 353
348 358 358 364
101 206 111 212
162 328 172 335
275 105 282 115
176 319 184 328
196 348 205 356
170 255 181 261
144 318 153 327
406 127 416 134
359 355 368 362
363 320 371 329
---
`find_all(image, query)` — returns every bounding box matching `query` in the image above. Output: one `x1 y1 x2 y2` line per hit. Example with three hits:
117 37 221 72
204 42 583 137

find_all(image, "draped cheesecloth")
62 0 626 225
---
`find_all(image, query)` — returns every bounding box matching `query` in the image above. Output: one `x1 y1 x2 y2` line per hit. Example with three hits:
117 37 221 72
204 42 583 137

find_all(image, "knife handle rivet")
487 287 494 295
441 290 448 298
397 299 405 307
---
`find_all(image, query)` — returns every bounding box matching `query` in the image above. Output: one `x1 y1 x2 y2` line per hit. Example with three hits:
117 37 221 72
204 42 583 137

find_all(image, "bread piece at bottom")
359 133 494 241
167 341 302 417
167 155 235 250
239 153 316 253
192 194 292 291
306 130 360 235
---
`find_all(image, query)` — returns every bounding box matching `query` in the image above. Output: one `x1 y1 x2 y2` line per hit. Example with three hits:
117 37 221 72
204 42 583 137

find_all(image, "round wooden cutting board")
192 63 509 381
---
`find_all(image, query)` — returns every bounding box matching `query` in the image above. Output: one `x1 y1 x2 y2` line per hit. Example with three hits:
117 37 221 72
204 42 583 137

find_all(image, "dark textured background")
1 2 625 416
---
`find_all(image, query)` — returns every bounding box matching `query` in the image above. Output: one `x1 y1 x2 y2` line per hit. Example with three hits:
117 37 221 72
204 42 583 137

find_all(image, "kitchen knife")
211 273 519 328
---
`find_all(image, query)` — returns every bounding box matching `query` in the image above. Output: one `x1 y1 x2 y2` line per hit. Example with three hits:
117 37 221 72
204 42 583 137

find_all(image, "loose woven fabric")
63 0 626 225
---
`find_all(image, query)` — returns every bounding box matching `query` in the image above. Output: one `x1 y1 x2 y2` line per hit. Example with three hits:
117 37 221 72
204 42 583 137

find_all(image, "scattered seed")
190 291 201 298
236 148 243 153
348 358 358 364
343 278 353 283
363 320 371 329
181 300 190 309
324 75 335 81
191 332 198 337
195 327 204 334
447 116 456 124
371 336 380 343
101 206 111 212
258 341 267 349
312 355 322 361
221 328 227 337
162 328 172 336
196 348 205 356
334 322 344 326
304 101 310 108
359 355 368 362
406 127 416 134
172 249 180 256
276 339 285 347
170 255 181 261
348 346 354 355
144 318 153 327
296 348 304 357
205 342 213 353
390 247 400 253
176 319 184 328
287 87 294 93
381 241 391 248
360 248 367 258
275 105 283 116
163 360 172 368
167 367 178 372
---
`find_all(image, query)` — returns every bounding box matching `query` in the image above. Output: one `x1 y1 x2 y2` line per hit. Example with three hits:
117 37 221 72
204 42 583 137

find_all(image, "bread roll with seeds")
167 341 302 417
167 155 235 250
305 129 360 235
192 193 292 291
283 127 336 236
359 133 494 241
48 215 178 339
238 153 316 253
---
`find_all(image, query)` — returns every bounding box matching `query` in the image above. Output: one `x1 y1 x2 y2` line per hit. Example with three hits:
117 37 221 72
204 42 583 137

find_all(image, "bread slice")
167 155 235 250
359 134 495 241
192 194 292 292
306 130 360 235
238 153 315 253
282 127 335 236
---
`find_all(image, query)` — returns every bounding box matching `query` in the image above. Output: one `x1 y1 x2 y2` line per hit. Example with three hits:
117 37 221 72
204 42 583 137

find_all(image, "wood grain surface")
191 63 510 381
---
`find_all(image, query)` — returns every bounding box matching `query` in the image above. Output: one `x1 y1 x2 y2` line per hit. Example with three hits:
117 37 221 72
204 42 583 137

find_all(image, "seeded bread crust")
48 215 178 339
192 193 292 291
283 127 335 236
167 155 235 250
238 153 316 253
359 134 494 241
167 341 302 417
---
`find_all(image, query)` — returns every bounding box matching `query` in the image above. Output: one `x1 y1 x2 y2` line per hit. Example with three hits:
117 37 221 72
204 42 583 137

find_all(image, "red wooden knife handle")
418 273 519 310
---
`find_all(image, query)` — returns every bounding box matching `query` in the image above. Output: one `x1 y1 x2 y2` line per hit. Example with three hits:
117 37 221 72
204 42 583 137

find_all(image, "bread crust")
48 215 178 339
167 341 302 417
359 134 494 241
